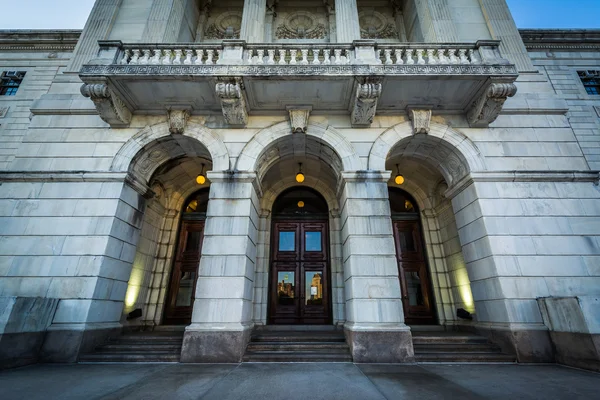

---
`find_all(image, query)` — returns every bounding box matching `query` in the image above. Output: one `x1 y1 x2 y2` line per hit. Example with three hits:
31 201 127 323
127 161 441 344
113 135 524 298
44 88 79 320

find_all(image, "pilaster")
339 171 414 363
335 0 360 43
67 0 123 72
181 172 259 363
240 0 267 43
142 0 188 43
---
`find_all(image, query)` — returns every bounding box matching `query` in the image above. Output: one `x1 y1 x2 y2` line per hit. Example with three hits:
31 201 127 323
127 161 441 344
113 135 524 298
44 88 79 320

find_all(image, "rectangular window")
278 231 295 252
578 70 600 96
0 71 26 96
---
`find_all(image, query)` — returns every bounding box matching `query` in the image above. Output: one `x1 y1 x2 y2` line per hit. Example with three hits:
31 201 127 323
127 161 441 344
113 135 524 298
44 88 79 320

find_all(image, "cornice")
0 30 80 52
520 29 600 51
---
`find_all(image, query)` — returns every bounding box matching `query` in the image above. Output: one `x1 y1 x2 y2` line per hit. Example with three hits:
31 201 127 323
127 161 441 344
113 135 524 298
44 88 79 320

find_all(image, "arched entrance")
389 188 436 325
268 187 332 325
163 189 209 325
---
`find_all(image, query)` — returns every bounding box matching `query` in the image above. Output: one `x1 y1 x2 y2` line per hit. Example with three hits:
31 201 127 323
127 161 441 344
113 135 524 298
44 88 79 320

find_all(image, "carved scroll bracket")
287 106 312 133
168 109 190 135
351 78 382 128
80 83 132 127
215 77 248 127
467 81 518 128
408 108 432 135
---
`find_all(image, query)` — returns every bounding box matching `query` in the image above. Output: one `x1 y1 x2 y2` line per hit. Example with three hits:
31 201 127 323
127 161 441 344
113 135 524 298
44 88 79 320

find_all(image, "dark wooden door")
392 220 436 325
164 220 204 325
269 220 331 325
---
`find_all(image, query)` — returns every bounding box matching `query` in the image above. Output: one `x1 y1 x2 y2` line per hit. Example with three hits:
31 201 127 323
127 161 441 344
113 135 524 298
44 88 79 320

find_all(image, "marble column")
181 172 258 363
335 0 360 43
66 0 123 72
142 0 189 43
340 171 414 363
240 0 267 43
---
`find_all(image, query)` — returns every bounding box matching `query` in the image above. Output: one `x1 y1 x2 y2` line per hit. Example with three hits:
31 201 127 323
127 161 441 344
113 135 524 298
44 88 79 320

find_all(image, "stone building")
0 1 599 371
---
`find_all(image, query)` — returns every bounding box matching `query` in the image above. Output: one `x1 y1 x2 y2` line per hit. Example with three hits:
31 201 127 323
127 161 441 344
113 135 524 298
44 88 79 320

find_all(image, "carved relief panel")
358 0 405 42
199 0 244 42
272 0 331 43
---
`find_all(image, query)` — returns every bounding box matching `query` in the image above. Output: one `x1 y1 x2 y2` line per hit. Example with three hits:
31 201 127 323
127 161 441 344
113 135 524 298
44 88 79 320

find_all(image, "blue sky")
1 0 599 30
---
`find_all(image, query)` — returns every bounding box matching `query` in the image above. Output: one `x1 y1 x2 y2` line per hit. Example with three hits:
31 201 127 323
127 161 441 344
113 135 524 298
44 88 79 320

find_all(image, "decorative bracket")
287 106 312 133
351 78 382 128
467 82 518 128
168 109 190 135
215 78 248 127
80 83 132 127
408 109 432 134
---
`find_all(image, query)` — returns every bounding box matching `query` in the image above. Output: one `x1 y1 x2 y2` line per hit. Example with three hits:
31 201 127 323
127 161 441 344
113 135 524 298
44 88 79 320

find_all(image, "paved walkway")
1 363 599 400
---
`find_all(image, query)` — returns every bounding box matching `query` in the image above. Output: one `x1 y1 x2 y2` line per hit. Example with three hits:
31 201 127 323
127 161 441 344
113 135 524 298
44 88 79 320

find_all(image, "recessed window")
578 70 600 95
0 71 26 96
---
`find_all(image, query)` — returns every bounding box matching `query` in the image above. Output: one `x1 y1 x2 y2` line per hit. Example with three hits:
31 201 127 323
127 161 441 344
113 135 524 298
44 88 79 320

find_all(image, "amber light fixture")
394 164 405 185
296 163 305 183
196 163 206 185
298 201 305 208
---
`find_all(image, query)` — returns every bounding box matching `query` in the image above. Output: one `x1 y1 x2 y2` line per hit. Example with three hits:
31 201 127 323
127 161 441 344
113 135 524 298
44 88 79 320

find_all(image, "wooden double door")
269 220 331 325
392 219 436 325
163 219 204 325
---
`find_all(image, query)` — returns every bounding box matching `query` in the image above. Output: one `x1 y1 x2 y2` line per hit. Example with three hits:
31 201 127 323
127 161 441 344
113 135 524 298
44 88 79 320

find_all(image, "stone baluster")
162 49 172 65
312 49 321 65
395 49 404 65
240 0 267 42
206 49 215 65
195 49 205 65
247 49 254 64
119 50 131 65
437 49 448 64
300 49 309 65
289 49 298 65
140 49 151 64
278 49 287 65
335 0 360 42
458 49 470 64
468 49 480 64
216 49 222 63
256 49 265 64
150 50 161 65
266 49 276 65
129 49 140 65
323 49 332 65
173 49 184 65
334 49 342 65
405 49 415 65
383 49 393 65
426 49 437 65
448 49 459 64
416 49 425 65
183 49 193 65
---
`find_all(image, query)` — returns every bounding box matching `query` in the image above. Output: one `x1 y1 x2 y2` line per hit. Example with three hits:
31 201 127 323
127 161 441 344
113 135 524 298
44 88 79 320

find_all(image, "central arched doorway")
163 188 209 325
268 187 332 325
389 188 436 325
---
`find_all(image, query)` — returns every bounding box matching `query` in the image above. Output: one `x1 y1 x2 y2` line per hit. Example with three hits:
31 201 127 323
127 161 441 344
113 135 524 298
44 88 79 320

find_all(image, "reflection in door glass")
175 271 196 306
398 229 416 253
279 232 295 251
305 271 323 305
277 271 295 305
305 231 322 252
405 271 424 306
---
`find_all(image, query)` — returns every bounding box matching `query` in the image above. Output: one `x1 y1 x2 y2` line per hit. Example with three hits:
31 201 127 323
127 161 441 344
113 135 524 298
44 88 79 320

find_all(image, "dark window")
578 70 600 95
0 71 26 96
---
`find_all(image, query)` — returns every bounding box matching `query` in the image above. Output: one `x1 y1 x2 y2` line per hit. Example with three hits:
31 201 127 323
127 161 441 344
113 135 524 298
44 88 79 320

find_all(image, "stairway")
243 326 352 362
412 330 516 363
79 330 184 363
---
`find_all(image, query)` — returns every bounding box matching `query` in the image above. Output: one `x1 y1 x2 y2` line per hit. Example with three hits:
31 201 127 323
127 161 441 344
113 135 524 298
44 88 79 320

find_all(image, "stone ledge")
181 329 252 363
345 329 414 363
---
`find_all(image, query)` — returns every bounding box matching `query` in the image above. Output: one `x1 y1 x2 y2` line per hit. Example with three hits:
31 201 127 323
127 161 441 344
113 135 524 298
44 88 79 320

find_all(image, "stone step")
110 335 184 343
96 343 182 352
247 343 350 352
413 343 502 353
254 325 340 332
79 352 181 363
415 353 516 363
243 351 353 362
250 333 346 343
411 335 489 345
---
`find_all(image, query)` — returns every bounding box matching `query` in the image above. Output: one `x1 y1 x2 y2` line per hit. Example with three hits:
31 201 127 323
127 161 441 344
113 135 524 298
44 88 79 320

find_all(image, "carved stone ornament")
359 10 398 40
204 11 242 40
80 83 132 127
168 109 190 135
409 109 432 135
276 11 326 40
287 106 312 133
467 82 517 127
0 106 8 118
351 79 382 128
215 78 248 126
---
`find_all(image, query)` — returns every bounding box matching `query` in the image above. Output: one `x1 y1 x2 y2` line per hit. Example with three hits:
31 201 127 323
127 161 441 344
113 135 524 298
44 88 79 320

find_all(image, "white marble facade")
0 1 599 365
